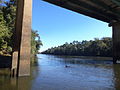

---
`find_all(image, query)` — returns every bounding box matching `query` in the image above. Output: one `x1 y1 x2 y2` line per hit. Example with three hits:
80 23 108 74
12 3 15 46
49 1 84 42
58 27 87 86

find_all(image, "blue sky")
32 0 112 52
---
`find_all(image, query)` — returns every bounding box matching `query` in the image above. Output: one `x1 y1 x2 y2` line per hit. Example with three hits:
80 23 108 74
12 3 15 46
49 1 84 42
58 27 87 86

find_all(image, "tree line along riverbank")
42 37 112 57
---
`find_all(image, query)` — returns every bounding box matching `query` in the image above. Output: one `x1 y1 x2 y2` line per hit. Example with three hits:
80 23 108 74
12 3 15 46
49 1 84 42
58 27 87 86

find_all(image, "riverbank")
0 55 12 68
40 54 113 65
40 54 112 60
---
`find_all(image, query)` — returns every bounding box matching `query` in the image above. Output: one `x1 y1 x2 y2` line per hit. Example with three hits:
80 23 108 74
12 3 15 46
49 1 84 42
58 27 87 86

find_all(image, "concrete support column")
12 0 32 76
112 22 120 63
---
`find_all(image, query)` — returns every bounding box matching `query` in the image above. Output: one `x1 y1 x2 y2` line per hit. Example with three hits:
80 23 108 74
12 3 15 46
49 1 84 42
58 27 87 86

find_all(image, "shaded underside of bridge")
43 0 120 23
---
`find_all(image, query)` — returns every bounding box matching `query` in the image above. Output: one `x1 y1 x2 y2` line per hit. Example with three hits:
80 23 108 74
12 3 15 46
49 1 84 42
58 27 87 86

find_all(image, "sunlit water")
0 54 120 90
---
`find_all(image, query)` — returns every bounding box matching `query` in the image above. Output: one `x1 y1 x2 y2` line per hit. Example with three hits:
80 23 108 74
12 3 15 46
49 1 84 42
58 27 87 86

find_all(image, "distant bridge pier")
11 0 32 77
112 22 120 64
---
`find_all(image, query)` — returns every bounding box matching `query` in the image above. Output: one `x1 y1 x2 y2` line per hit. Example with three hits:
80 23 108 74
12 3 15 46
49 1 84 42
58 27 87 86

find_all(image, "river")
0 54 120 90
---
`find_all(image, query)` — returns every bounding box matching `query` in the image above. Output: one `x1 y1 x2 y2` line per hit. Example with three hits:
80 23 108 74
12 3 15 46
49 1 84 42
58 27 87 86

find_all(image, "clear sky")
32 0 112 52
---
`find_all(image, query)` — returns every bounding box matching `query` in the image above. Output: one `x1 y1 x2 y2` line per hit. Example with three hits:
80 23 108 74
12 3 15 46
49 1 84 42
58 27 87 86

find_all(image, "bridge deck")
43 0 120 23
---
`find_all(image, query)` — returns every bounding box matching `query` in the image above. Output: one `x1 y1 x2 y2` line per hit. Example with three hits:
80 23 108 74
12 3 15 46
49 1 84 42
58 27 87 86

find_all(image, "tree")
0 1 13 55
31 30 43 56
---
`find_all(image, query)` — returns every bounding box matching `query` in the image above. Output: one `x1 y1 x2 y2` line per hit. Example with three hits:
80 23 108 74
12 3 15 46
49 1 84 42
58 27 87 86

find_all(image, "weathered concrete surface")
12 0 32 76
12 51 18 76
18 0 32 77
112 22 120 63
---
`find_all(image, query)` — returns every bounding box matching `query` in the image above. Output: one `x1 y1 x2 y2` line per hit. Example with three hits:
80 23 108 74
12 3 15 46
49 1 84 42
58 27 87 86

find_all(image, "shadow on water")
31 55 39 66
0 76 31 90
0 56 39 90
0 67 40 90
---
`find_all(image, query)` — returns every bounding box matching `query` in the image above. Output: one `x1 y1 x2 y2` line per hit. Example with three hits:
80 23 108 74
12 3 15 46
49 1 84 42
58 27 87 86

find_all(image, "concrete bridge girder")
12 0 32 77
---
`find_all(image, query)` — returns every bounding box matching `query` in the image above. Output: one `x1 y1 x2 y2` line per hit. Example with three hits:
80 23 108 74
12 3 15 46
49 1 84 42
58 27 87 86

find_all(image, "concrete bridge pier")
112 22 120 64
11 0 32 77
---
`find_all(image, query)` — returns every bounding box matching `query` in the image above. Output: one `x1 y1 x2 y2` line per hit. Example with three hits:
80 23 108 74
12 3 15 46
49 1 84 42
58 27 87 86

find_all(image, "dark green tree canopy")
0 0 42 56
42 37 112 57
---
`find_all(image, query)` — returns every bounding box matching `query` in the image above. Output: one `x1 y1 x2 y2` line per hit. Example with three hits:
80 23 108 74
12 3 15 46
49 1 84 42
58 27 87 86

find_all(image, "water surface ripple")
0 54 120 90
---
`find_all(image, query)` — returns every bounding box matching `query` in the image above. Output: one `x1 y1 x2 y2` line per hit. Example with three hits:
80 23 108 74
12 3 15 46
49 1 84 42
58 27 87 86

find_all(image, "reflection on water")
0 54 120 90
113 64 120 89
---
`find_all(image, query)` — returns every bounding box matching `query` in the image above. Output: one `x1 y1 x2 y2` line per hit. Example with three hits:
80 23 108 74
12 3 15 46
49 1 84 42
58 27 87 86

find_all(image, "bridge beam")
12 0 32 76
112 22 120 64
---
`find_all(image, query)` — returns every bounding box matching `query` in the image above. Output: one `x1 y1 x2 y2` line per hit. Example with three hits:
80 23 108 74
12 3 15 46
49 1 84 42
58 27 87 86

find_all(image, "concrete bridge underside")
12 0 120 76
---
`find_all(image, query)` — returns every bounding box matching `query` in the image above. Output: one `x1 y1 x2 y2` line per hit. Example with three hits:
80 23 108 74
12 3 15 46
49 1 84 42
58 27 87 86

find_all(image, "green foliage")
42 37 112 57
0 1 13 55
0 0 42 56
31 30 43 56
